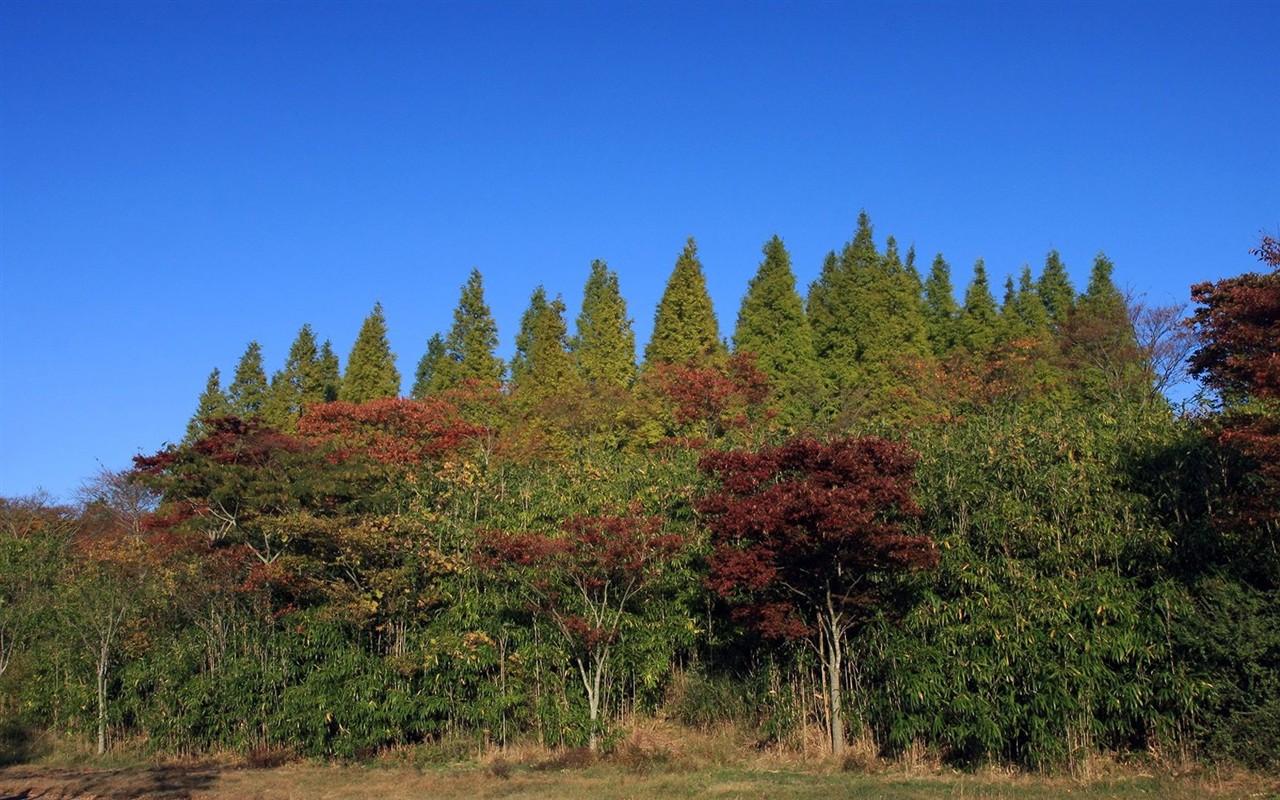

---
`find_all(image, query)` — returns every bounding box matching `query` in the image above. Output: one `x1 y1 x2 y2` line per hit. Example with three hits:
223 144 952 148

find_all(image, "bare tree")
1128 292 1197 403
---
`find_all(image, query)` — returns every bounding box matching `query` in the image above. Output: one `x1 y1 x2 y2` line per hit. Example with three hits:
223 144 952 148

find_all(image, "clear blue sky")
1 0 1277 501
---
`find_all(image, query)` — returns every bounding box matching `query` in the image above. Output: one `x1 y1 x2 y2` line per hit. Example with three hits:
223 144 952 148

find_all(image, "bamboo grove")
2 217 1277 771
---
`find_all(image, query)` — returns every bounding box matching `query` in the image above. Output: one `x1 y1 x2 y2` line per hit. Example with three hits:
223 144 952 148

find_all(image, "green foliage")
959 260 999 356
341 303 401 403
644 237 723 368
263 324 328 431
1037 249 1076 327
410 333 445 400
573 260 636 389
228 341 268 418
187 368 229 441
922 254 961 357
732 235 821 428
434 269 503 391
316 340 342 403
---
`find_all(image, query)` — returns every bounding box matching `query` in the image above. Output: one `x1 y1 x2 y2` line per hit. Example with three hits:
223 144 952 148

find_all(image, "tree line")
1 218 1276 772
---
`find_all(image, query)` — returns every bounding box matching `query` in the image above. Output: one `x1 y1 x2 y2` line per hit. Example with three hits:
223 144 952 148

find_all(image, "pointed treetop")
644 237 723 367
317 340 342 402
960 259 999 355
411 333 446 400
573 259 636 389
922 254 961 357
434 269 503 391
341 302 401 403
1036 248 1076 326
510 286 551 387
186 368 229 441
228 341 268 418
733 235 820 426
514 290 578 403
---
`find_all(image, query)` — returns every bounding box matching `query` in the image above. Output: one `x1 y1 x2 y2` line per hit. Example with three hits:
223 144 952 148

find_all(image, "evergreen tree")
923 254 961 357
1064 252 1144 403
262 324 324 431
186 368 229 440
643 237 723 368
510 287 551 387
959 259 1000 355
733 235 820 425
341 302 401 403
1036 249 1076 327
572 260 636 389
872 235 931 363
317 340 342 402
411 333 446 400
227 341 268 418
433 269 503 391
1007 264 1051 341
514 291 578 404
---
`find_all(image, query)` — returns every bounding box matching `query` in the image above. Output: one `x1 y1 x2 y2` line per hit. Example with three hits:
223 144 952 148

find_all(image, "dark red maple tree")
697 436 936 755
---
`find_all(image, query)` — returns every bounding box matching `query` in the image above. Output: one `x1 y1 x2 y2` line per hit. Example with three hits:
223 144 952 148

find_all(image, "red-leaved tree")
477 508 686 750
1189 235 1280 537
697 436 937 755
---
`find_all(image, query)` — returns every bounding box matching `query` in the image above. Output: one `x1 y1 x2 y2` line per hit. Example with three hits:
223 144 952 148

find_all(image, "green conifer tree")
341 302 401 403
1036 249 1076 327
433 269 504 391
186 368 229 440
515 291 578 405
1065 252 1145 403
959 259 1000 355
1011 264 1051 337
510 287 550 387
262 324 323 430
643 237 723 368
227 341 268 418
923 254 961 357
733 235 821 426
411 333 446 400
572 260 636 388
317 340 342 402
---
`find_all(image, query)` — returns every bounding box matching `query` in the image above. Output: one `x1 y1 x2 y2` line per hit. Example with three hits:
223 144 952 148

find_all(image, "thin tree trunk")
823 596 845 757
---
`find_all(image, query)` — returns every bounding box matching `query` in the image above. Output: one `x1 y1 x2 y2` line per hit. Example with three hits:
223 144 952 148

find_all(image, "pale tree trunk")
575 649 608 751
94 607 124 756
822 592 846 757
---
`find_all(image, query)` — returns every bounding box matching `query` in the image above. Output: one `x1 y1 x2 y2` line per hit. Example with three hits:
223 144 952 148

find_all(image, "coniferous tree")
433 269 503 391
1037 249 1076 327
262 324 324 431
186 368 229 440
1013 264 1052 336
514 291 578 404
227 341 268 418
341 302 400 403
644 237 723 368
510 287 550 387
317 340 342 402
1064 252 1144 402
411 333 446 400
872 235 931 363
733 235 820 426
923 254 961 357
573 260 636 389
959 259 1000 355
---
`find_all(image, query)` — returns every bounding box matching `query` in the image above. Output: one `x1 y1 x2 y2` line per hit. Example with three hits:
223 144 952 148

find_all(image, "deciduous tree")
698 436 936 754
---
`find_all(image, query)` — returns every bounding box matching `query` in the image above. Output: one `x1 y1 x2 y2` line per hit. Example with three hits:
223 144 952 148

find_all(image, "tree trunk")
823 601 845 756
96 638 109 755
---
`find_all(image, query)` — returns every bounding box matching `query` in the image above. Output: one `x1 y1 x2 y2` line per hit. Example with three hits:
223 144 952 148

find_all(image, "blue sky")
1 0 1277 501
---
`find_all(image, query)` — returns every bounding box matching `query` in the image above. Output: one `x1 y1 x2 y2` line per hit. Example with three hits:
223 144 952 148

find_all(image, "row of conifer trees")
191 211 1137 437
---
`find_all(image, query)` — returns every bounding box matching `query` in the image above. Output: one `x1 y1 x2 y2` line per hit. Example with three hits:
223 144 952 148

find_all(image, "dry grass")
2 721 1276 800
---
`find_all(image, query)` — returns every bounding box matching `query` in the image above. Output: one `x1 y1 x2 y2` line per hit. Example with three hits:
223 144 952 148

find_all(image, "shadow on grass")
0 764 221 800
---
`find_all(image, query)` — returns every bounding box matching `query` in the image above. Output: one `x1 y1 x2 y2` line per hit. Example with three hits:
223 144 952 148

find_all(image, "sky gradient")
2 0 1277 500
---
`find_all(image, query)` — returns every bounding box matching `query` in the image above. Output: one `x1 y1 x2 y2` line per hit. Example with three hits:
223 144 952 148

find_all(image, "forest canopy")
2 219 1277 771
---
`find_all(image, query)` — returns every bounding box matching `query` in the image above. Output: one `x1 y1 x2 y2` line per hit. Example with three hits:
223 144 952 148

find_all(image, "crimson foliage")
697 436 936 639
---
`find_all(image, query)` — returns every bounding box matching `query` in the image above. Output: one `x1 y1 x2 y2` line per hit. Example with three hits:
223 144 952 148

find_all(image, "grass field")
2 761 1276 800
2 721 1275 800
